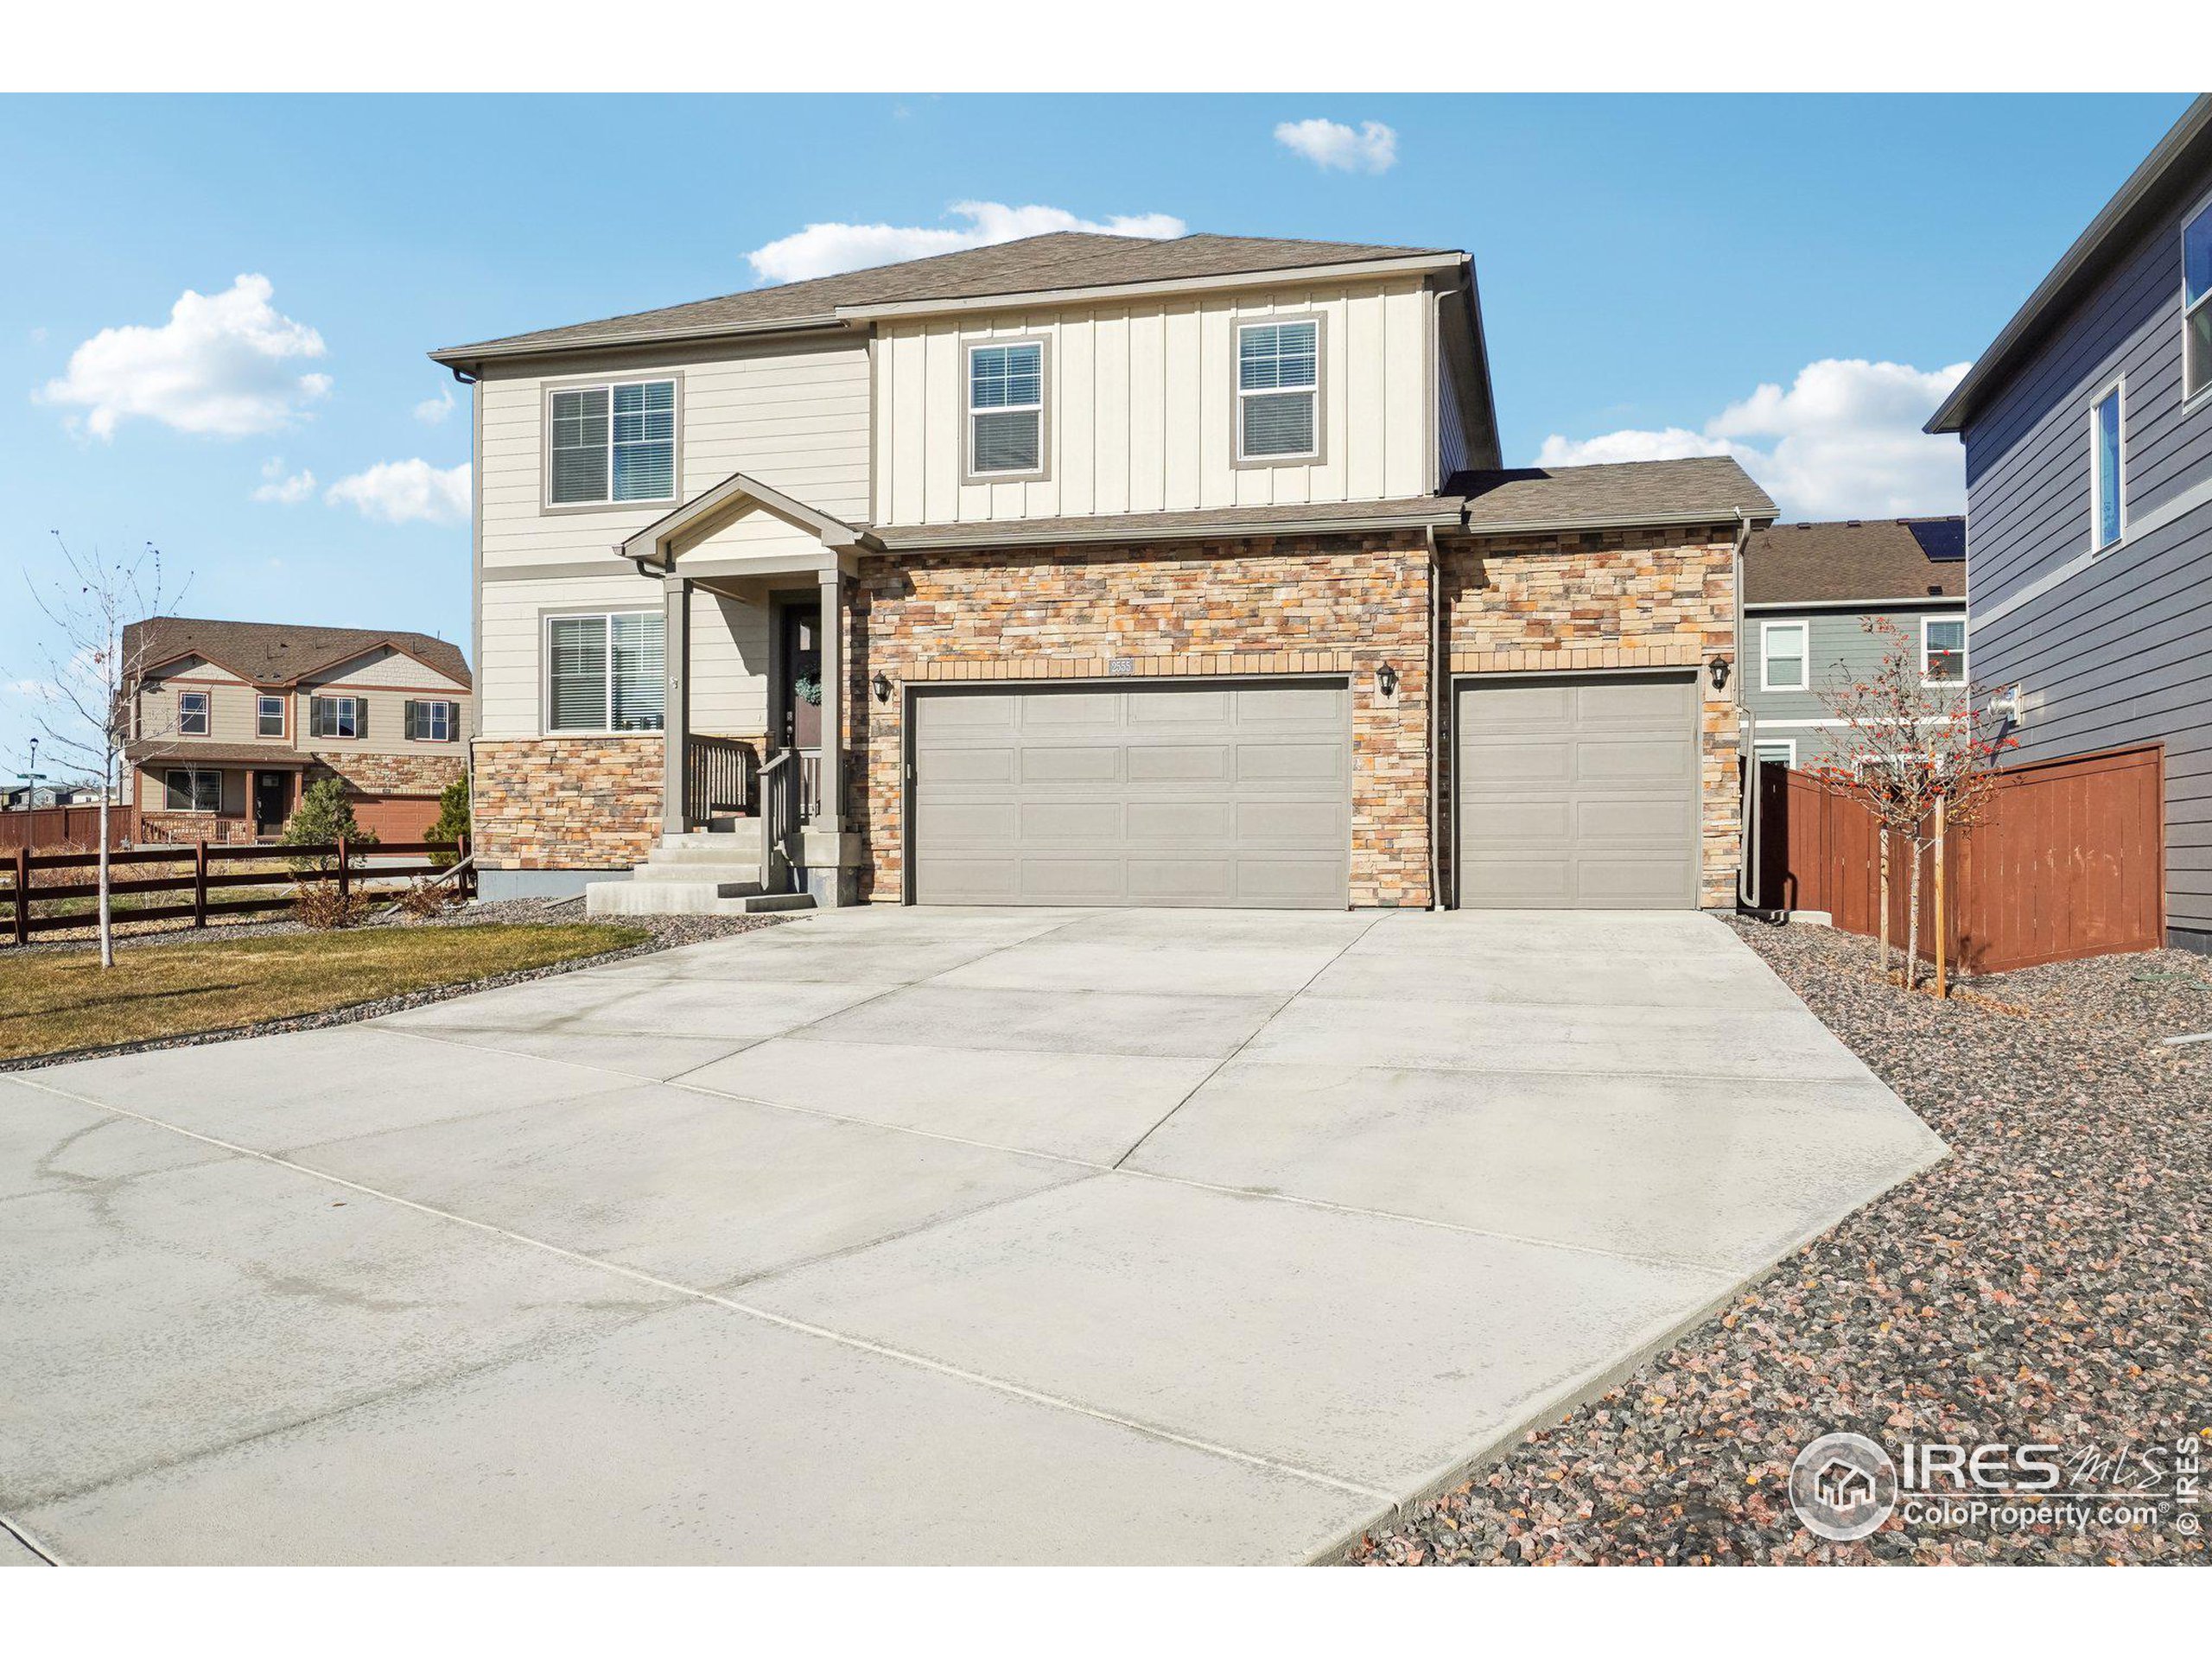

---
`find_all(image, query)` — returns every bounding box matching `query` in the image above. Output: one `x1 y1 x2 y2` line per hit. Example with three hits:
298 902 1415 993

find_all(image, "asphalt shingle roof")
125 617 471 688
1445 456 1777 534
1744 518 1967 607
431 232 1458 362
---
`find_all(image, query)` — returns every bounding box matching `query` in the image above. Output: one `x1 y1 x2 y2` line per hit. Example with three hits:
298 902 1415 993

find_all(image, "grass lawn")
0 924 651 1065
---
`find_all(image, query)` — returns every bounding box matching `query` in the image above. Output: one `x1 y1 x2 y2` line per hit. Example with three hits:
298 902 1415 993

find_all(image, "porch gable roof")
619 470 874 569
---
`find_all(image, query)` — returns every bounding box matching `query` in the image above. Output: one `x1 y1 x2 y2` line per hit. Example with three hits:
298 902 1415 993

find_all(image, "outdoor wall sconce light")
1376 662 1399 698
872 671 892 703
1708 655 1732 691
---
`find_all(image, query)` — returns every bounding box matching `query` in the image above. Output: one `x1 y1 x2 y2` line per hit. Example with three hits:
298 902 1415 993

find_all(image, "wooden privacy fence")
3 836 474 946
1750 743 2164 976
0 804 131 853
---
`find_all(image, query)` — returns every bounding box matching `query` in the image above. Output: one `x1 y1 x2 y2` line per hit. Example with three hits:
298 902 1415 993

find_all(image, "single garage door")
911 680 1350 907
347 793 443 844
1456 672 1700 909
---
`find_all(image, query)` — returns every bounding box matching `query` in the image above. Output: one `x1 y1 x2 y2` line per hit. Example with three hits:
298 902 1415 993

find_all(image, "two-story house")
123 617 474 846
1739 517 1968 769
429 232 1774 913
1928 95 2212 953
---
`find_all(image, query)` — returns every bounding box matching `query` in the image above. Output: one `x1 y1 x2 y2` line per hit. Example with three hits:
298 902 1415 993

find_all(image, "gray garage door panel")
912 681 1351 908
1457 673 1700 910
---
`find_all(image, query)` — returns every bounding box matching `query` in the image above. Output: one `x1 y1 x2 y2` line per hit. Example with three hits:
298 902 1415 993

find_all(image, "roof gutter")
429 313 852 370
1451 506 1777 539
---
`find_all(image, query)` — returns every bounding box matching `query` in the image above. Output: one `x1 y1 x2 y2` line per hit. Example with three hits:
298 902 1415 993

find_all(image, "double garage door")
906 671 1702 911
911 680 1351 908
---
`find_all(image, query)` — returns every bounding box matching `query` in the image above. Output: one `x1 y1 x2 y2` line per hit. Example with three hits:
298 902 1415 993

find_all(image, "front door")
776 605 823 752
252 771 288 836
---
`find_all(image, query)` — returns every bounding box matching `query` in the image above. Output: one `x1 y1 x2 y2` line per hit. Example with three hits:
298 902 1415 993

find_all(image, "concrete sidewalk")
0 906 1942 1564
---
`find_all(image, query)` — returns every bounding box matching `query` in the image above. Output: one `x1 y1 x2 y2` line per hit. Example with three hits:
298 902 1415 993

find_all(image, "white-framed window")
406 698 458 742
1752 737 1798 768
310 695 361 739
1236 318 1320 461
548 378 677 505
1760 620 1809 692
1922 616 1967 686
177 690 209 735
2090 380 2124 550
2185 196 2211 402
545 611 665 734
163 767 221 812
256 693 284 737
965 341 1045 478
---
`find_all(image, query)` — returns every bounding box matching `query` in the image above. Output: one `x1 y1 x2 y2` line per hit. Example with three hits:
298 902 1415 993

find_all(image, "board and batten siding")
1962 169 2212 941
474 332 870 740
871 277 1435 526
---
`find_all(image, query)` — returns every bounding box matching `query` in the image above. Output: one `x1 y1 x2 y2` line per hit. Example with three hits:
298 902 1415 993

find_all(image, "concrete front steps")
583 830 817 917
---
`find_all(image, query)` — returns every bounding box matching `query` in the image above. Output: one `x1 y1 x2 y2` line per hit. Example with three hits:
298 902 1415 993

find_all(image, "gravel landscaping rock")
0 900 789 1072
1350 918 2210 1566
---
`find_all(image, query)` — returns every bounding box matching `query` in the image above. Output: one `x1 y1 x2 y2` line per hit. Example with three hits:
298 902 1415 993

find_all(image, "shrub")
281 779 379 874
427 773 470 868
294 880 370 930
395 879 457 920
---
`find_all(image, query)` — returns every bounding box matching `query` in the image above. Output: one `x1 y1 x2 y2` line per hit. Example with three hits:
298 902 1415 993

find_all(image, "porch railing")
683 734 758 825
758 749 803 893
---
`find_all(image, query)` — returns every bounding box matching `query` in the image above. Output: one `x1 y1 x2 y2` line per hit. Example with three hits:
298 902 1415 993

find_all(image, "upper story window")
2091 382 2124 550
966 341 1045 479
1922 617 1967 685
1236 319 1321 461
1760 620 1808 692
406 699 458 742
549 378 677 506
2185 199 2211 401
310 695 361 740
177 690 209 735
546 611 664 734
256 694 284 737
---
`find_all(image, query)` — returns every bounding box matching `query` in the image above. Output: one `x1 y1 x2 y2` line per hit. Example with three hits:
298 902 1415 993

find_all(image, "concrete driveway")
1 906 1942 1565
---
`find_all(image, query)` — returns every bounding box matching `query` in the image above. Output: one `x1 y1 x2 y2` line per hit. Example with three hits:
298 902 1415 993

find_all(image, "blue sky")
0 92 2192 783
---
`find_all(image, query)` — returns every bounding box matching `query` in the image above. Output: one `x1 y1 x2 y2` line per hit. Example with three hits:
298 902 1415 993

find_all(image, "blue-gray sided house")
1929 94 2212 952
1739 518 1967 769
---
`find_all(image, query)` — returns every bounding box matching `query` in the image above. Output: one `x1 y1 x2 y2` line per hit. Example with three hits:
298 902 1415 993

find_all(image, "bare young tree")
16 535 190 968
1808 617 2017 989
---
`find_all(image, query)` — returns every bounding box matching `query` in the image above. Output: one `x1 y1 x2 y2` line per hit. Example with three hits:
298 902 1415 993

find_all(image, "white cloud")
1274 118 1399 175
251 456 316 505
325 459 471 525
37 274 330 440
746 200 1186 285
1534 359 1973 519
413 385 456 425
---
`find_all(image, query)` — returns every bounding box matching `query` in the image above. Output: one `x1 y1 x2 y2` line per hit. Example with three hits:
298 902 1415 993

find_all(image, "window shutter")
308 697 323 739
353 699 366 740
404 700 420 741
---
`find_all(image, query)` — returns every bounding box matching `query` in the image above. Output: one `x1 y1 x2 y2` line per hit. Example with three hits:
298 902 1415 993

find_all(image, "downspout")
1730 507 1759 910
1425 524 1444 911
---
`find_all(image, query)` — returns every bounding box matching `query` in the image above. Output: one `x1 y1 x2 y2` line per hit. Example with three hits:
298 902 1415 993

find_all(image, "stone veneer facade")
849 533 1434 907
469 524 1741 910
473 735 664 870
1440 524 1740 908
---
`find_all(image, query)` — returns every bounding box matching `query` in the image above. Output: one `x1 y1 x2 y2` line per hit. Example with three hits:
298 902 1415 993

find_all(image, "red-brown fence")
0 804 131 854
3 836 474 946
1751 743 2164 976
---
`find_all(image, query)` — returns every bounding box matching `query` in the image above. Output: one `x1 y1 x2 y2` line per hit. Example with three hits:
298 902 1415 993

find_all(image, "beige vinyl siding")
137 660 263 746
474 334 867 741
874 276 1434 526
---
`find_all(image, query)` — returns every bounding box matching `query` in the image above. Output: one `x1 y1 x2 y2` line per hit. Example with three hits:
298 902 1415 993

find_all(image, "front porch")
584 470 870 918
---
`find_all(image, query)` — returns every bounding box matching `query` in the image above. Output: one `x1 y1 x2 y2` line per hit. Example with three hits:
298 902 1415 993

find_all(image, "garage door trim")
1450 667 1705 911
903 674 1353 908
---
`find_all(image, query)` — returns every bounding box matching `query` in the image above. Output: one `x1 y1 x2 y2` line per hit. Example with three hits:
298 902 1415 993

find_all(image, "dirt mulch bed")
1349 919 2211 1565
0 902 788 1073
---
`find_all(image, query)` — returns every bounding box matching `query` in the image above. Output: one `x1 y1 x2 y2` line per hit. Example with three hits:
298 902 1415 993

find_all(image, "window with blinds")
967 341 1044 476
545 612 665 733
1236 320 1319 460
549 378 677 505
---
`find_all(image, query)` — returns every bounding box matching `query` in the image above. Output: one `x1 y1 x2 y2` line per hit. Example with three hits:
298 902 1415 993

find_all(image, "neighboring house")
3 785 97 810
1928 95 2212 952
121 617 473 846
1739 517 1968 769
430 232 1775 912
